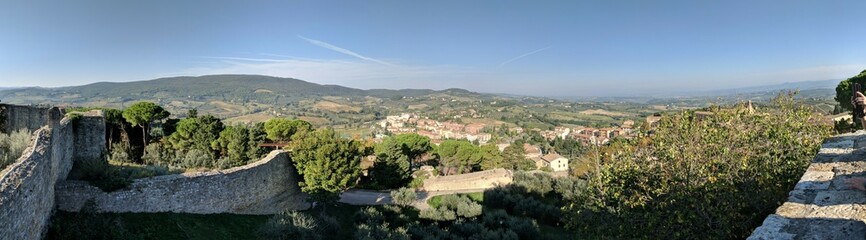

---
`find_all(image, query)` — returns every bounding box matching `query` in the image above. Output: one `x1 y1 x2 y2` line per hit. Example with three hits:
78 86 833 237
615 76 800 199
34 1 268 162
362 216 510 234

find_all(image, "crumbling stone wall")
0 115 74 240
0 105 103 240
70 110 106 174
0 104 54 133
423 168 513 191
56 150 309 215
749 131 866 240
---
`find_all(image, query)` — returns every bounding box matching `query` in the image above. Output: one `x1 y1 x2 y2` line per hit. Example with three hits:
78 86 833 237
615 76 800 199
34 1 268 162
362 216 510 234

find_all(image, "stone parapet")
749 131 866 240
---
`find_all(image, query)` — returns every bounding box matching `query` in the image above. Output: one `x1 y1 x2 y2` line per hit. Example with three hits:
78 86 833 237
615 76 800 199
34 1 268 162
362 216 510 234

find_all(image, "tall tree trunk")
107 126 114 151
141 124 147 155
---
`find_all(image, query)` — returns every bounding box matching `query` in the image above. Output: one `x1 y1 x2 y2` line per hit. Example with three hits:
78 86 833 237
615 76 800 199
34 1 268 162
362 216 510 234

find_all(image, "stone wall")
749 131 866 240
56 150 309 215
423 168 513 191
0 114 74 240
71 110 106 172
0 104 54 133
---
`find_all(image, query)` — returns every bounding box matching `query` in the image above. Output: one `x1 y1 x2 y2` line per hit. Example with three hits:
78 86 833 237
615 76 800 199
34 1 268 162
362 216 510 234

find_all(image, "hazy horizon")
1 1 864 96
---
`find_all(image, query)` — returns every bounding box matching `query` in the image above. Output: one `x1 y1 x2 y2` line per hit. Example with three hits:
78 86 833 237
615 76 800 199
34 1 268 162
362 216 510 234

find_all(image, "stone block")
802 218 866 240
813 191 866 206
794 171 835 190
824 140 855 149
787 190 815 204
747 226 795 240
775 202 811 218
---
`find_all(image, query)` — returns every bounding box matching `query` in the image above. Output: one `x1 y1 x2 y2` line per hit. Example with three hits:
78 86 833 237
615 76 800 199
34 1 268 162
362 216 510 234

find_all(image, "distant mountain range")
682 79 840 97
0 75 840 107
0 75 482 105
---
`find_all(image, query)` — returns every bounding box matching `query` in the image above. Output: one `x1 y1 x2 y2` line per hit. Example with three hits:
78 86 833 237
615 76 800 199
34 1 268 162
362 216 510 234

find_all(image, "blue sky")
1 0 864 96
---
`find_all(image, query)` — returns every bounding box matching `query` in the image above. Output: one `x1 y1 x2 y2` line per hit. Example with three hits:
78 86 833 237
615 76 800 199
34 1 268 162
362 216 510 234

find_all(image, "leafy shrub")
406 223 449 240
553 177 587 201
354 207 386 225
181 149 213 169
511 171 554 196
354 223 410 240
483 188 561 225
215 157 240 169
0 128 32 169
108 142 132 163
419 207 457 221
257 210 330 240
390 187 417 207
420 195 482 221
565 94 832 239
142 142 176 166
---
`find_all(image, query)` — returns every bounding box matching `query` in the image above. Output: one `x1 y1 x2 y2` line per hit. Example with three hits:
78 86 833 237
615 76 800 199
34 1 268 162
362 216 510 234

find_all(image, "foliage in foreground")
565 93 832 239
47 207 269 240
0 128 31 170
257 210 340 240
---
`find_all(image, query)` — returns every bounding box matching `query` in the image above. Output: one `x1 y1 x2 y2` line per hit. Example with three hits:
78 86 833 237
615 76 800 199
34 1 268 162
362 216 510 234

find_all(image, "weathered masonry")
749 131 866 240
0 104 308 240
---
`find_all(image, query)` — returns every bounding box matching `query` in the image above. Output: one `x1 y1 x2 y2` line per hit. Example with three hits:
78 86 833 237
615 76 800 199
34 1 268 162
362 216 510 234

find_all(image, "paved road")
338 188 491 209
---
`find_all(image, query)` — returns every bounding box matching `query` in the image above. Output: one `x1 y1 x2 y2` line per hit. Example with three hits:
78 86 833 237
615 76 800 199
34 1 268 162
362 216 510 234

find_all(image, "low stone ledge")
749 131 866 239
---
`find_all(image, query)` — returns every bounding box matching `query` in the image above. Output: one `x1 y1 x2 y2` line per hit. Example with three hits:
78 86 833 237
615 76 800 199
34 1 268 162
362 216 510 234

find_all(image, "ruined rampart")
0 104 313 239
56 150 309 214
749 131 866 239
0 107 74 240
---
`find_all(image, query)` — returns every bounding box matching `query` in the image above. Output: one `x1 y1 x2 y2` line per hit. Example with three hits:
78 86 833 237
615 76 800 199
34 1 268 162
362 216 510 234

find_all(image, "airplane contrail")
298 36 396 66
499 47 551 67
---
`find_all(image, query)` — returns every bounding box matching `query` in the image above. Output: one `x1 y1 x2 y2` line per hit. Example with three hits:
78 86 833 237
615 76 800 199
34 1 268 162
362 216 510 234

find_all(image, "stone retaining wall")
55 150 309 215
749 131 866 240
423 168 513 191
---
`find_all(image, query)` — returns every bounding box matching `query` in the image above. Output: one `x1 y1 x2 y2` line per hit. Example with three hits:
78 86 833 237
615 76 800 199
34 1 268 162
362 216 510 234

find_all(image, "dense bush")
257 210 338 240
181 149 212 169
564 93 832 239
355 222 410 240
108 142 132 163
484 188 561 225
0 128 31 169
353 206 411 240
408 209 540 240
420 195 482 221
390 187 417 207
511 171 554 196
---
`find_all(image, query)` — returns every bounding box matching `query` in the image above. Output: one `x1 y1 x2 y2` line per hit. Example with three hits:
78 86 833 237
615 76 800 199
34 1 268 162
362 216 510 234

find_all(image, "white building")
536 153 569 172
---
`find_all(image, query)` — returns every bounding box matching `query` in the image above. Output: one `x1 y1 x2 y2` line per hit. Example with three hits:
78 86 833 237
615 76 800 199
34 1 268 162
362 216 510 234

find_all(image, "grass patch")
79 160 183 192
427 192 484 209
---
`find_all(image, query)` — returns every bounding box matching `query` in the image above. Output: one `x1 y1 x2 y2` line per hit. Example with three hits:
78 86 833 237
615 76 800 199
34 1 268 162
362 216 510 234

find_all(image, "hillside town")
376 113 645 173
378 113 639 146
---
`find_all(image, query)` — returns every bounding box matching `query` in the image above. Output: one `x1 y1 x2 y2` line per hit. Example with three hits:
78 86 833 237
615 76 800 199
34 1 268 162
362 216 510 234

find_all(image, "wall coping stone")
749 130 866 240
